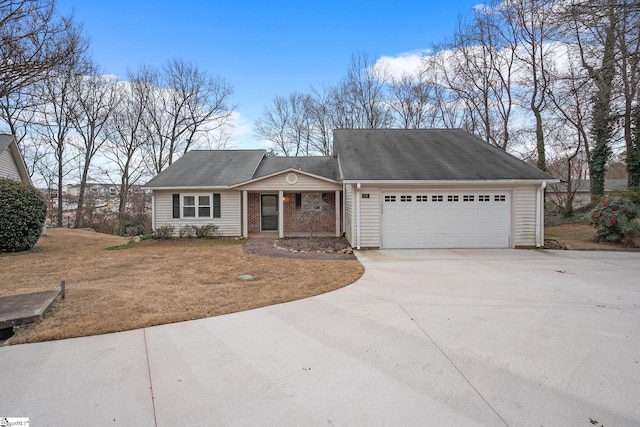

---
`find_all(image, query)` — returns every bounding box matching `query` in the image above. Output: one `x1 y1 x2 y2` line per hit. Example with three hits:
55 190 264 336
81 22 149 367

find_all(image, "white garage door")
381 191 511 249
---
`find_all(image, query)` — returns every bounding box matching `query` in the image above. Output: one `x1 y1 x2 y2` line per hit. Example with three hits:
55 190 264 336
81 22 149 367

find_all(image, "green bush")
153 224 175 239
0 178 47 252
195 224 220 238
589 197 640 243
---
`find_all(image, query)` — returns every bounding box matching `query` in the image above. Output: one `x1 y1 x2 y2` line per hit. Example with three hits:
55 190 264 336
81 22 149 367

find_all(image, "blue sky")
56 0 481 148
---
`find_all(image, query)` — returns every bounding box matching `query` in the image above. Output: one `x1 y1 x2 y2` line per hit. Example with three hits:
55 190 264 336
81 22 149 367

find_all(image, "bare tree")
31 63 79 226
255 92 314 156
0 0 85 98
563 0 620 202
614 2 640 187
331 52 394 129
547 44 594 214
104 77 150 234
70 62 118 227
389 68 436 129
502 0 558 171
134 59 235 173
431 7 517 150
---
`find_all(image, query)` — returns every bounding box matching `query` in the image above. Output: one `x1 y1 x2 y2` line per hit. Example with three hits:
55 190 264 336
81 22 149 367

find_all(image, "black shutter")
295 193 302 210
172 194 180 218
213 193 221 218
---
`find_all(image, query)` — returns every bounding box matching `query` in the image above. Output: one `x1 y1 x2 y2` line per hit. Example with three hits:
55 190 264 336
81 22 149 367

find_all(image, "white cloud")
374 49 432 80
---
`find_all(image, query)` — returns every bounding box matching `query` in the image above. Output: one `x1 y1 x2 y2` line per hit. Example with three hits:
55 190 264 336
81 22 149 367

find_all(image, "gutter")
536 181 547 247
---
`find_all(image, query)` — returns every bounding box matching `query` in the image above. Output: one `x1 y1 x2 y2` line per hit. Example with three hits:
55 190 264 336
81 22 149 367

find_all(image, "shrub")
195 224 220 238
0 178 47 252
179 224 196 238
153 225 175 239
589 197 640 243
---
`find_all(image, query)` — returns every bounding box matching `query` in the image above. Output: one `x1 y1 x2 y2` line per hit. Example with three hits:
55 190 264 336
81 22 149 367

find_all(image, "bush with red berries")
589 197 640 243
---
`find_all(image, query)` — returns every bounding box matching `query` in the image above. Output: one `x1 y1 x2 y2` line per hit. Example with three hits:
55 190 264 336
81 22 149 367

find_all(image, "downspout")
356 182 361 250
536 182 546 247
151 192 156 231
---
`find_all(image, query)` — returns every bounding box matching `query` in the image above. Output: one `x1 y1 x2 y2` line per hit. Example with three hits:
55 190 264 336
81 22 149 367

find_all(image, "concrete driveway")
1 249 639 426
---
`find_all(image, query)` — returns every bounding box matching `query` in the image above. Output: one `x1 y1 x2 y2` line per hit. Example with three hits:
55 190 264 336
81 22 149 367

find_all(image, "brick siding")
247 192 340 235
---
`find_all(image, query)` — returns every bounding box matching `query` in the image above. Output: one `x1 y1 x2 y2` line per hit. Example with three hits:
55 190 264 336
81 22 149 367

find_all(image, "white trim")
278 190 284 238
341 179 559 185
231 167 339 188
242 190 248 238
180 193 213 219
143 186 229 191
356 182 361 249
535 182 547 247
335 190 341 237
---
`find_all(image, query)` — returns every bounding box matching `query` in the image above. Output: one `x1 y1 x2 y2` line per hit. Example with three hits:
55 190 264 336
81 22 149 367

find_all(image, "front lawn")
0 229 363 343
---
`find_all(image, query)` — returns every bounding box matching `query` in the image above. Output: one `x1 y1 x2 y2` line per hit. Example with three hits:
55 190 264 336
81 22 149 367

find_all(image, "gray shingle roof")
252 156 340 181
144 150 266 188
549 179 628 192
334 129 555 181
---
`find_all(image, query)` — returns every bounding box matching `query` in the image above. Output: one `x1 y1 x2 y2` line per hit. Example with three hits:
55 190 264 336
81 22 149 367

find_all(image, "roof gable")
0 134 32 185
334 129 555 181
252 156 340 181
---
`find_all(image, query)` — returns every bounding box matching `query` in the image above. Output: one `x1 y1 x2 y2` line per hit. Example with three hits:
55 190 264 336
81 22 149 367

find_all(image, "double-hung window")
173 193 220 219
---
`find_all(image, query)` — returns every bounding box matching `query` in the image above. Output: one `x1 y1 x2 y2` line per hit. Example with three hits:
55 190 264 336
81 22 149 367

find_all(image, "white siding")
344 184 353 244
0 148 21 181
359 186 381 248
513 186 538 247
154 190 242 236
239 172 340 192
345 183 545 249
344 184 356 246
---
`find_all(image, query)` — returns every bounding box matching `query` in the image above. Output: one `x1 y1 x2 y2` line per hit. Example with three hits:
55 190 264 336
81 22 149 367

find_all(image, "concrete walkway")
1 249 639 426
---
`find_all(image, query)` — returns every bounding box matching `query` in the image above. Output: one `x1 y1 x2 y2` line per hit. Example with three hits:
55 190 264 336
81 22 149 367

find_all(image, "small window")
295 193 302 210
384 195 396 202
463 195 474 202
479 195 491 202
447 195 459 202
400 195 412 202
432 195 443 202
494 194 506 202
416 195 428 202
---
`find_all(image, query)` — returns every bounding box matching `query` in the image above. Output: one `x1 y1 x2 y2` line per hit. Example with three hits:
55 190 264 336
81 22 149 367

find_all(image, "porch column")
242 190 248 238
335 190 341 237
278 190 284 238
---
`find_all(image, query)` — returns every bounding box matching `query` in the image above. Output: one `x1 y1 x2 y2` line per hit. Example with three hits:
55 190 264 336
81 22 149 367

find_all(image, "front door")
261 194 278 231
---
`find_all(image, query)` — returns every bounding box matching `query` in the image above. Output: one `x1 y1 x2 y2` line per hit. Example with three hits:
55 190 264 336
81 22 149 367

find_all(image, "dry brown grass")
1 229 363 344
545 222 640 250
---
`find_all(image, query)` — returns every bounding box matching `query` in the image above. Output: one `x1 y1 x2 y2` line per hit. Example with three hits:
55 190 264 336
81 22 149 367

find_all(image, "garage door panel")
381 191 511 249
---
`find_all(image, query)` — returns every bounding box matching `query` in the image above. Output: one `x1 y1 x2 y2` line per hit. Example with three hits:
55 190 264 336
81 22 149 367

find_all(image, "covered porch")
241 190 342 238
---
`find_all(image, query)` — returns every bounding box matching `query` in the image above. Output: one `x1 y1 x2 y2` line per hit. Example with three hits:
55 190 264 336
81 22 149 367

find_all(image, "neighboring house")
0 134 47 235
145 129 557 249
0 134 31 185
547 179 629 208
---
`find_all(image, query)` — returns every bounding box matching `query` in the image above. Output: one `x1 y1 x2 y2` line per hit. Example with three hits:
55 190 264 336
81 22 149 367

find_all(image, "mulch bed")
243 237 356 260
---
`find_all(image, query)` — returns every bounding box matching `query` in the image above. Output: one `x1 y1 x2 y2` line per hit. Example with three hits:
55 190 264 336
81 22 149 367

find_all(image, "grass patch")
1 229 363 343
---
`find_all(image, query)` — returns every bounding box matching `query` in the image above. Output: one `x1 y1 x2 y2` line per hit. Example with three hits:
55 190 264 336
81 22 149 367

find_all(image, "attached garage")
381 191 511 248
335 129 557 250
